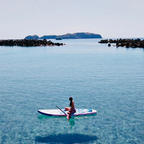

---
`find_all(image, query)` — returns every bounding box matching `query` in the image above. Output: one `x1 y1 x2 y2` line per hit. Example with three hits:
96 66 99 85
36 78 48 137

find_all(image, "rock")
99 38 144 48
0 39 64 47
108 43 111 47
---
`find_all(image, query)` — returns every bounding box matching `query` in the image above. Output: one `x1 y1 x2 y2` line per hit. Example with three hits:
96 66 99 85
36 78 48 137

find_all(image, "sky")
0 0 144 39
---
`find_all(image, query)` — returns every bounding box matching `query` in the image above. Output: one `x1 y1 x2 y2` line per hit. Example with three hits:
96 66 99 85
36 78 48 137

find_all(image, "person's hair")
69 97 73 107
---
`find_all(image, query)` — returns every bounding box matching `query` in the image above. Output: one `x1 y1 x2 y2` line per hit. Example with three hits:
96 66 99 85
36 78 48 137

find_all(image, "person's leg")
67 113 70 120
65 107 70 111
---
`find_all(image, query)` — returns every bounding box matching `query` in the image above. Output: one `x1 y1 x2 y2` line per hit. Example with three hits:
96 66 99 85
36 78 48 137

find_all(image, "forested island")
0 39 63 47
99 39 144 48
25 32 102 40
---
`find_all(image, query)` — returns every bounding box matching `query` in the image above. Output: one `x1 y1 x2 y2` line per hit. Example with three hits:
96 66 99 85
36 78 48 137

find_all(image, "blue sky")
0 0 144 39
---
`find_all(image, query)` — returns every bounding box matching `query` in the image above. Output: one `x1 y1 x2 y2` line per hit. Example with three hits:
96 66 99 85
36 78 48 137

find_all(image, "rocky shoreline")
99 39 144 48
0 39 64 47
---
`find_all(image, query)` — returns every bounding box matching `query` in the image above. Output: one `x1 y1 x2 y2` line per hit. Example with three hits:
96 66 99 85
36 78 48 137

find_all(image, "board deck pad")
38 109 97 116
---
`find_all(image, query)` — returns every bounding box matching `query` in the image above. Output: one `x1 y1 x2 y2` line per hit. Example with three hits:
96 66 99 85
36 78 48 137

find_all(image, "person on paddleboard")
65 97 76 120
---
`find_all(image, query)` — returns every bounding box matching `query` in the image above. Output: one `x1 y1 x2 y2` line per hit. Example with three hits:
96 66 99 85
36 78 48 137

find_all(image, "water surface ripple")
0 39 144 144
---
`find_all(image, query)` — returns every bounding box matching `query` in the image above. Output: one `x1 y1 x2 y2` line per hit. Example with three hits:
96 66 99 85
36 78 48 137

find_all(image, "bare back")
70 101 76 113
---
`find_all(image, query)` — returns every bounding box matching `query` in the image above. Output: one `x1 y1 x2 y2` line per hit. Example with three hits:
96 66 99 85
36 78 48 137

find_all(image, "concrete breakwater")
0 39 64 47
99 39 144 48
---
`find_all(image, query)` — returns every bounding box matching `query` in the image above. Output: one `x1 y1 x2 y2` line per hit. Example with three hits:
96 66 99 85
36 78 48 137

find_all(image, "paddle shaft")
56 106 67 116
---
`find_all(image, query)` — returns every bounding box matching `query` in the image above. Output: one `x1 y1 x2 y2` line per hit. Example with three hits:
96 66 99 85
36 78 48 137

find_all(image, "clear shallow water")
0 39 144 144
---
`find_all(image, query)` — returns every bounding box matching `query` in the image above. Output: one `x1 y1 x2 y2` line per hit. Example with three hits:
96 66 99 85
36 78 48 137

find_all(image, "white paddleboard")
38 109 97 116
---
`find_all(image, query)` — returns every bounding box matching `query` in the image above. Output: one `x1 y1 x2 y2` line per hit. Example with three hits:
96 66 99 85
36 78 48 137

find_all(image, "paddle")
56 106 67 116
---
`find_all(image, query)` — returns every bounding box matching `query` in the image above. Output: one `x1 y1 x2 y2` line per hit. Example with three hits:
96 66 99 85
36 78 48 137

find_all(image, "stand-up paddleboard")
38 109 97 116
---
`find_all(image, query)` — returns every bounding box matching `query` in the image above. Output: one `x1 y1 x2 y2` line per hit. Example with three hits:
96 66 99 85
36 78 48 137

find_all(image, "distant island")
0 39 63 47
25 32 102 40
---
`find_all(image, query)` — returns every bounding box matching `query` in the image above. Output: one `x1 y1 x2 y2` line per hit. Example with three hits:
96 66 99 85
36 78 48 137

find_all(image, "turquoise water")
0 39 144 144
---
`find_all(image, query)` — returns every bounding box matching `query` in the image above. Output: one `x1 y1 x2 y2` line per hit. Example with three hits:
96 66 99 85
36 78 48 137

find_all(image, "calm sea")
0 39 144 144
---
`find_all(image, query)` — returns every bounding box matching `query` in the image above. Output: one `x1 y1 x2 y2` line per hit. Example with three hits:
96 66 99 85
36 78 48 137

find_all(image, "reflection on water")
38 114 97 130
37 115 65 120
69 117 75 128
38 113 97 120
35 133 98 144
